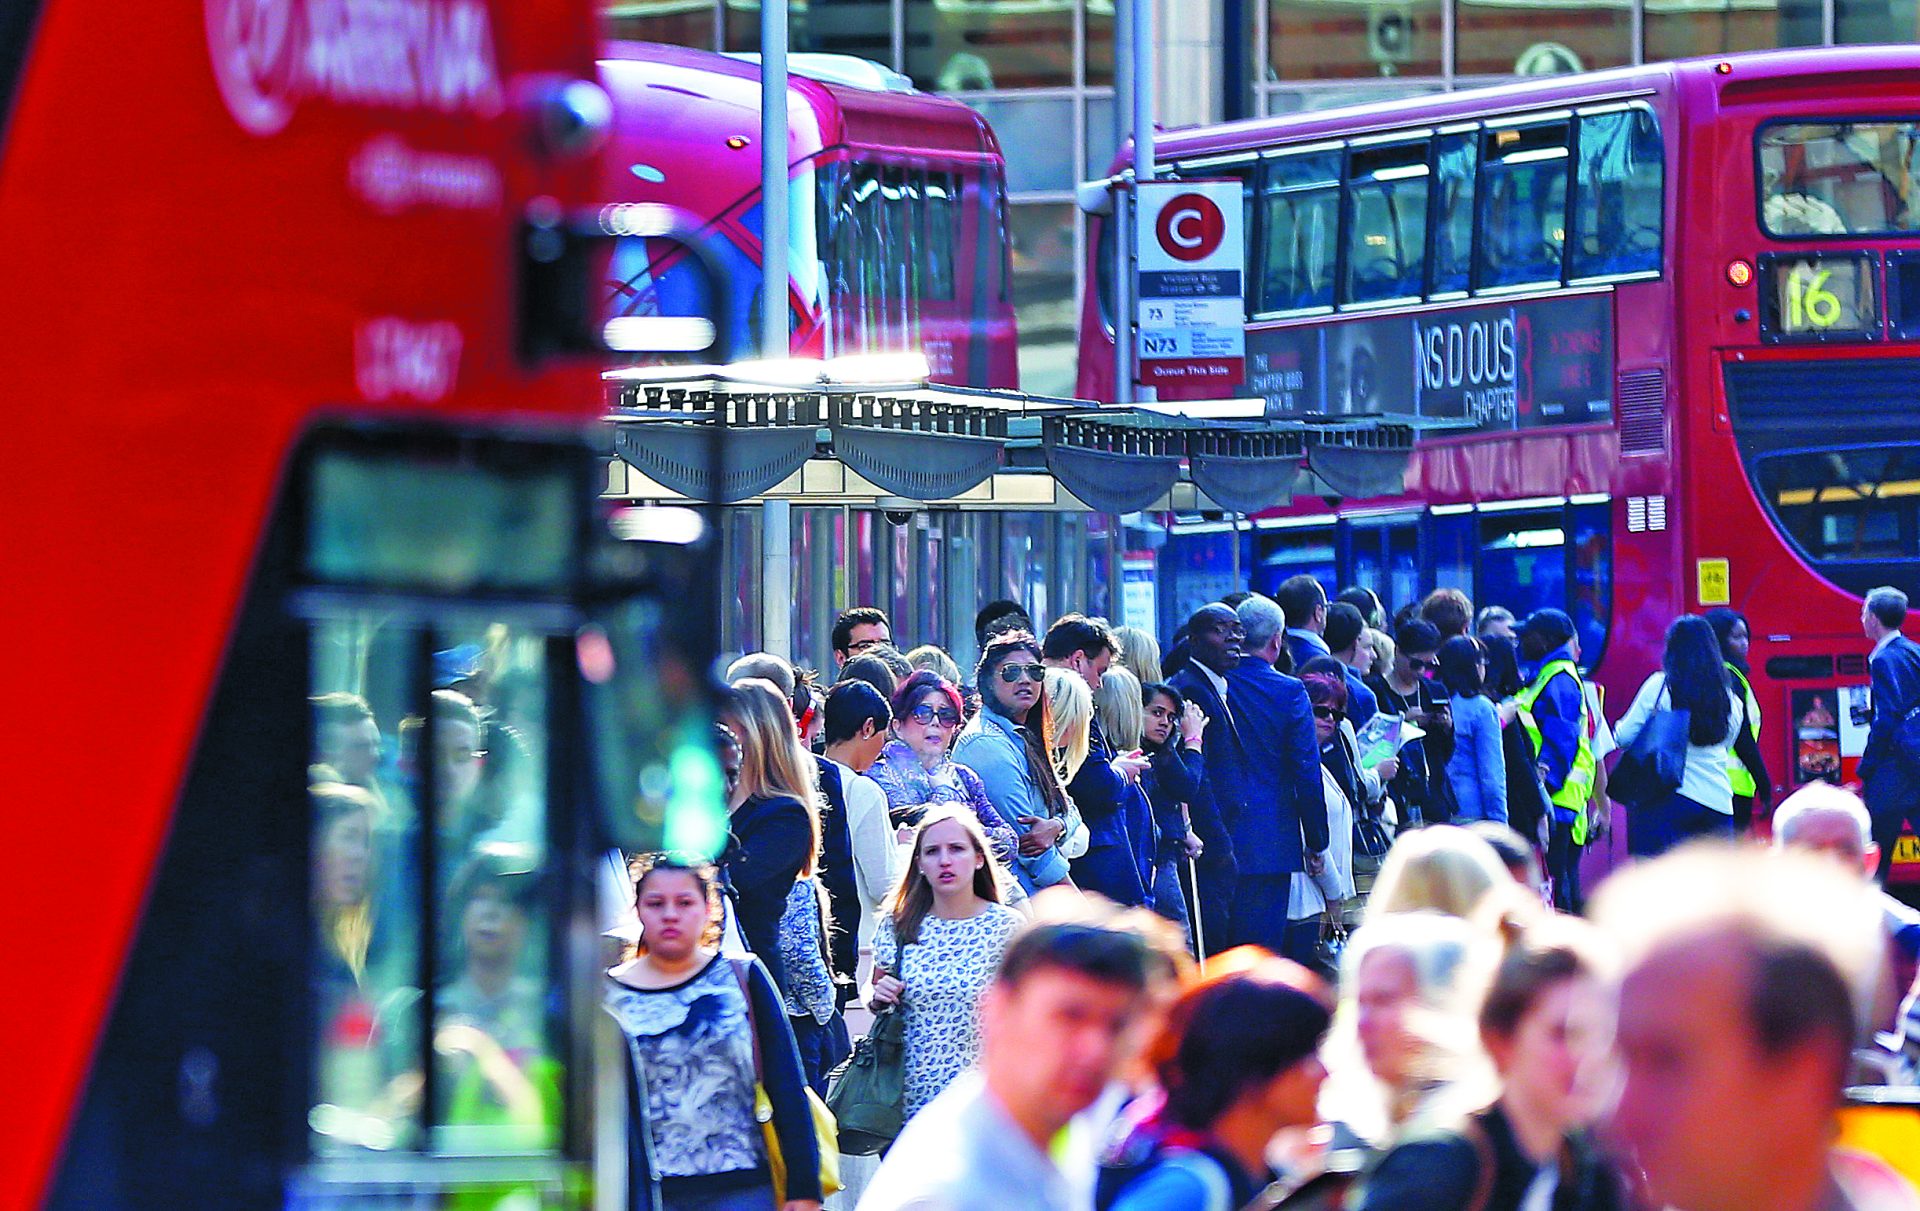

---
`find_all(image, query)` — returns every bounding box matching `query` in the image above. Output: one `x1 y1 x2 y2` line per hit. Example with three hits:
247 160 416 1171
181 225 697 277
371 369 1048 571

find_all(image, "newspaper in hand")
1354 712 1425 771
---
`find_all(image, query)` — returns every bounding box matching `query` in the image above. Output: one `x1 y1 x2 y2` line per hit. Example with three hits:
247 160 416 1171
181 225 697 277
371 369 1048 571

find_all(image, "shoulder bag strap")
730 958 766 1085
1459 1115 1498 1211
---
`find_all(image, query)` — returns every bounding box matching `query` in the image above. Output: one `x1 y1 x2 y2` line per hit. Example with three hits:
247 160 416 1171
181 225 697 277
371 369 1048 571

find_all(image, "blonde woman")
718 680 822 996
903 644 963 688
1321 910 1495 1154
867 807 1022 1119
1113 625 1164 686
1365 824 1510 921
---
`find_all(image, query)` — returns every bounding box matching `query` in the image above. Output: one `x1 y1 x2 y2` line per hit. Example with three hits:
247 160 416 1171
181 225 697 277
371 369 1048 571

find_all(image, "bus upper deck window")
1573 107 1663 279
1431 133 1477 295
1345 141 1430 305
1477 122 1569 289
1759 121 1920 237
1259 150 1341 313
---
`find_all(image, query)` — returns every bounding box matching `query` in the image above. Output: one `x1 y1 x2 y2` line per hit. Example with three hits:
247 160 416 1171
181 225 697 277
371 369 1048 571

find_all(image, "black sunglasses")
907 703 962 727
1410 656 1439 671
997 662 1047 684
1313 705 1346 722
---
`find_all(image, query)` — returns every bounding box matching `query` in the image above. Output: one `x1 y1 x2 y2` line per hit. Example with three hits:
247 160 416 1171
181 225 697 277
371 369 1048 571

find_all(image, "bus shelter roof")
603 359 1441 512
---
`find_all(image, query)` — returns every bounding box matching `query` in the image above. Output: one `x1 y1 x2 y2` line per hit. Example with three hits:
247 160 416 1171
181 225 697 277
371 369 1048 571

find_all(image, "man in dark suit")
1861 585 1920 883
1168 603 1243 955
1225 594 1330 957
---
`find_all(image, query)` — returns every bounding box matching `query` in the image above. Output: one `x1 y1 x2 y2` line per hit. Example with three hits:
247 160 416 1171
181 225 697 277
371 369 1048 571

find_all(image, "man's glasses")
1313 705 1346 723
997 662 1047 684
907 703 962 727
846 637 888 654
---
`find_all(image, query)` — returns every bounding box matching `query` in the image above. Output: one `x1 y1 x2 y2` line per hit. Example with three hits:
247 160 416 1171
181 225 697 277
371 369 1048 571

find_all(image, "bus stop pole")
1130 0 1154 404
1113 0 1135 406
760 0 789 360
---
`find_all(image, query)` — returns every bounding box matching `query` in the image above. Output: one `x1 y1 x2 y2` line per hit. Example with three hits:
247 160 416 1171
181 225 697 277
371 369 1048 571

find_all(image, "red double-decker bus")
3 0 714 1206
1078 47 1920 876
600 41 1019 386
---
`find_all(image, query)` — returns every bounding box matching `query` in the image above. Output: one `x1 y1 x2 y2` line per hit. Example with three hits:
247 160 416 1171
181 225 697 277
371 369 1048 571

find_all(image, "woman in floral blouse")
866 671 1023 887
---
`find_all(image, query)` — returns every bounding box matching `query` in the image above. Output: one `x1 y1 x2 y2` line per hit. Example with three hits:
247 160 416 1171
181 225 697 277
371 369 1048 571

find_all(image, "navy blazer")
1169 665 1242 868
1224 656 1331 875
1863 634 1920 813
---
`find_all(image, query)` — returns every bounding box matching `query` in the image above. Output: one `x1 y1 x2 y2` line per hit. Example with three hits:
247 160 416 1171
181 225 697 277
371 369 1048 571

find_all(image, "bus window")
1253 524 1338 598
1346 141 1430 304
1573 107 1663 279
1429 509 1476 604
1756 445 1920 571
429 625 560 1155
1478 123 1570 289
1259 150 1341 313
1349 518 1422 612
1478 510 1567 630
924 170 959 301
1567 500 1613 665
311 622 424 1156
1759 121 1920 237
1432 133 1477 295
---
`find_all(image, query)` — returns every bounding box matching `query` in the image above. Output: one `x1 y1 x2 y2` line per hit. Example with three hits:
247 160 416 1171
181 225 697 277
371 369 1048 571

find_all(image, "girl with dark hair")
1437 636 1507 824
1614 615 1761 857
1140 682 1206 932
1096 951 1333 1211
1704 606 1770 832
606 855 823 1211
1353 916 1627 1211
951 632 1076 891
866 808 1021 1120
1366 619 1452 829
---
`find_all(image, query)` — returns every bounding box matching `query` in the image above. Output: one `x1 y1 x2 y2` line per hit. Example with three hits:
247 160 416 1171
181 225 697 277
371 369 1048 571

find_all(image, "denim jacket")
952 705 1072 890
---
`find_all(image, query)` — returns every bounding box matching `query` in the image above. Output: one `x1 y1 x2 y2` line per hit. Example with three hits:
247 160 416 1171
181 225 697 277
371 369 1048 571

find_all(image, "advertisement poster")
1243 293 1613 430
1792 689 1842 785
1841 684 1872 759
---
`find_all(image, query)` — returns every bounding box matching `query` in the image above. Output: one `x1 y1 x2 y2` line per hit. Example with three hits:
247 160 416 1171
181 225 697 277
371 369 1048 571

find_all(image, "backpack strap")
729 958 766 1087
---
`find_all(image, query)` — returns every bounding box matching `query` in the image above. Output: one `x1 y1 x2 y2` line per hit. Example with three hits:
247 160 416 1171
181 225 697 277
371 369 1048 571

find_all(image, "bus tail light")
1728 259 1754 287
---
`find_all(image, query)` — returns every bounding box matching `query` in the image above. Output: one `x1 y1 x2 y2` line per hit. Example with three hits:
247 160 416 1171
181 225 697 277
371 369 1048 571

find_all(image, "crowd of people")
592 580 1920 1211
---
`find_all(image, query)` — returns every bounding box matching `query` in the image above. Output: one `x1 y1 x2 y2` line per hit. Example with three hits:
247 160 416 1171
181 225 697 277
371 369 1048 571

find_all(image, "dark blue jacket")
1168 665 1241 871
1143 744 1204 863
1521 641 1585 796
1068 719 1148 904
1225 656 1330 874
1863 633 1920 814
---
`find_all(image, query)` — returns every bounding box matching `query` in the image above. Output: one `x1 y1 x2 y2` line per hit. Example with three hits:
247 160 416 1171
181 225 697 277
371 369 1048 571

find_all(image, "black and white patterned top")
776 875 837 1025
872 903 1022 1119
603 956 763 1180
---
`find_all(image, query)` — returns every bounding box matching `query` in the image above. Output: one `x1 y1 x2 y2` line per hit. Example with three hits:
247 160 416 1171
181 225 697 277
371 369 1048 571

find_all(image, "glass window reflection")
1573 107 1663 278
1259 151 1341 312
906 0 1075 91
1008 202 1079 395
1267 0 1443 82
1455 0 1630 76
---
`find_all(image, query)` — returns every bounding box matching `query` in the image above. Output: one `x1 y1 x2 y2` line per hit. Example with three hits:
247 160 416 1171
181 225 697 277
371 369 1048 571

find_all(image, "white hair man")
1773 782 1920 1036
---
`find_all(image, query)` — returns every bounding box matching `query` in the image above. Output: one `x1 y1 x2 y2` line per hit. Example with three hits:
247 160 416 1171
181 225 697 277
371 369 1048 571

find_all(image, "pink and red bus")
1079 47 1920 874
601 41 1019 386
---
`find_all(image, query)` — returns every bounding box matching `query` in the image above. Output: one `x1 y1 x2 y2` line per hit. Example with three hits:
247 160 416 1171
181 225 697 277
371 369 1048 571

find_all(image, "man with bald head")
1773 782 1920 1035
1595 844 1888 1211
1167 603 1244 955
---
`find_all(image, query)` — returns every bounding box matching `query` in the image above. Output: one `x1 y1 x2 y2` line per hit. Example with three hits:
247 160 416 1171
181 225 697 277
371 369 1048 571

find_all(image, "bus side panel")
0 0 604 1202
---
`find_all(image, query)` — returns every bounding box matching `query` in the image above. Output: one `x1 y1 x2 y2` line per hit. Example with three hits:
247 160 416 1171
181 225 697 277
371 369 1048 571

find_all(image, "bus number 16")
1786 267 1844 330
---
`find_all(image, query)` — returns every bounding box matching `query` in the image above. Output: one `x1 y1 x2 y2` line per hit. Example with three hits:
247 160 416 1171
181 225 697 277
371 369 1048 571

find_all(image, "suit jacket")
1224 656 1331 875
1169 664 1241 870
1862 634 1920 813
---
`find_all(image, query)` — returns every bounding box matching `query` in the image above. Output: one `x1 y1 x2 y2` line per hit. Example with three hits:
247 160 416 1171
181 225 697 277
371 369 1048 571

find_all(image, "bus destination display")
1760 253 1878 341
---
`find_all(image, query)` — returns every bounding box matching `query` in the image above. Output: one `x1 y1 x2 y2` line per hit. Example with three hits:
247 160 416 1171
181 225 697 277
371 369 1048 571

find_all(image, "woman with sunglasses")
1294 672 1358 972
867 671 1025 892
1437 636 1508 824
1365 618 1453 828
952 632 1077 892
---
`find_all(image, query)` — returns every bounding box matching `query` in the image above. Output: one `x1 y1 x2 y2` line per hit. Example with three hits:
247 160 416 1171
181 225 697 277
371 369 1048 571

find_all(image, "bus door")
47 424 719 1209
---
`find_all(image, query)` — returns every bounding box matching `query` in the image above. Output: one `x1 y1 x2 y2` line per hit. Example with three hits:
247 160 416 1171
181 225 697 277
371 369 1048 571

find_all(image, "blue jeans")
1628 790 1735 859
662 1183 778 1211
1150 857 1191 937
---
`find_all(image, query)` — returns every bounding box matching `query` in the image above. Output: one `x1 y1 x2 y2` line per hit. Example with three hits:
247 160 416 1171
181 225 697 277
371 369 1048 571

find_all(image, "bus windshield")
1759 121 1920 237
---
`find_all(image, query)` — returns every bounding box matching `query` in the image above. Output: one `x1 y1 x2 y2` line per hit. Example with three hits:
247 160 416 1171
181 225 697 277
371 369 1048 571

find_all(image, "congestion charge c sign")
1155 193 1227 263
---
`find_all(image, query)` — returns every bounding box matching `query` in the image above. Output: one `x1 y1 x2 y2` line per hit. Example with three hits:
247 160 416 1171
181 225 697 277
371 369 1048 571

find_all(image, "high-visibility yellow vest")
1515 659 1596 844
1727 664 1761 798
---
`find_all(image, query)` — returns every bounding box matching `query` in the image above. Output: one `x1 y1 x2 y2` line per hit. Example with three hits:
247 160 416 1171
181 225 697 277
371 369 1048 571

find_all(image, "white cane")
1185 853 1206 975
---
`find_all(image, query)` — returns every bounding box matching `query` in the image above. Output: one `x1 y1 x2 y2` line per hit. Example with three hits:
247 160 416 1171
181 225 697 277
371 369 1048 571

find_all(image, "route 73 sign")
1135 181 1246 389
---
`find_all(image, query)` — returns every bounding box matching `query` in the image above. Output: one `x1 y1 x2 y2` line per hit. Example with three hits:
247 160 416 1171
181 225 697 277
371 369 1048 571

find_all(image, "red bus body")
600 41 1019 387
0 0 611 1203
1077 48 1920 878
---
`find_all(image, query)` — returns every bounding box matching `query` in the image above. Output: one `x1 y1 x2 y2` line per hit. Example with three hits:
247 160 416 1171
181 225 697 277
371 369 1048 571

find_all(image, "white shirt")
1613 672 1744 813
827 756 900 952
858 1071 1075 1211
1874 628 1900 660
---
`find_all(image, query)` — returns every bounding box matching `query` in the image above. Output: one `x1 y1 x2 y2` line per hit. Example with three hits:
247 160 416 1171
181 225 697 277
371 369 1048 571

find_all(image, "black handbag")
825 1008 907 1155
1611 702 1691 807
